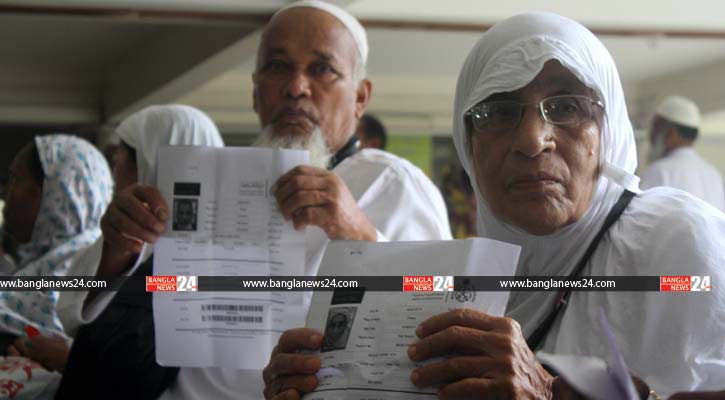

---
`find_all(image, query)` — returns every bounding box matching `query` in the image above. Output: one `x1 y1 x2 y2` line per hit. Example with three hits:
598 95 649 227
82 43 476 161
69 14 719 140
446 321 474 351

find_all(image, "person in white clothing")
57 1 451 400
640 95 725 211
265 12 725 400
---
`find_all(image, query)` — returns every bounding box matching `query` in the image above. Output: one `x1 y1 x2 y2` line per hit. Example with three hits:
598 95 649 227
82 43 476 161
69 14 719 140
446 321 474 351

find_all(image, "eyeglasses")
465 95 605 135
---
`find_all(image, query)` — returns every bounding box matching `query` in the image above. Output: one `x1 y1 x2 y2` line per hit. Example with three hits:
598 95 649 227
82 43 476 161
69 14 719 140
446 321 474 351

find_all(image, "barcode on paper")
202 315 263 323
201 304 264 312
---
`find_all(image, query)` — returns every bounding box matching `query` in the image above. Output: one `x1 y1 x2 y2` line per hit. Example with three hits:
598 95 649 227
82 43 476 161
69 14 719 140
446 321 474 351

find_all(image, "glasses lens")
542 96 593 125
470 101 521 133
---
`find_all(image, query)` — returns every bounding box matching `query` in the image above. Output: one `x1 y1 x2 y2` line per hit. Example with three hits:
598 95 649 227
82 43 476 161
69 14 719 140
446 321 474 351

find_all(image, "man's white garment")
157 148 451 400
640 147 725 211
451 12 725 397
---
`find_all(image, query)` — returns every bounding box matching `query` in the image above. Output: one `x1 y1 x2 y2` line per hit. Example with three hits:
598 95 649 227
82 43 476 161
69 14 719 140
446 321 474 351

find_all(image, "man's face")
649 116 669 145
647 116 670 162
469 60 602 235
253 8 370 153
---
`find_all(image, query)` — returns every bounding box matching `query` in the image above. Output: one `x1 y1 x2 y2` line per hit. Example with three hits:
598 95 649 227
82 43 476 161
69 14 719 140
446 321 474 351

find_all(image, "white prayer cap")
656 95 700 129
271 0 368 65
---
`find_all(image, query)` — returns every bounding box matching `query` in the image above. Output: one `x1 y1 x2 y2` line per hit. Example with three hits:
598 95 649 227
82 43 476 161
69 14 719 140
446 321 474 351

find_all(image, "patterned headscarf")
2 134 112 335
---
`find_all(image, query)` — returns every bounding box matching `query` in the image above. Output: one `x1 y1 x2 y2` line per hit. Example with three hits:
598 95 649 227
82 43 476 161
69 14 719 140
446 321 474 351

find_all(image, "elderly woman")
0 135 112 349
55 104 224 331
263 12 724 400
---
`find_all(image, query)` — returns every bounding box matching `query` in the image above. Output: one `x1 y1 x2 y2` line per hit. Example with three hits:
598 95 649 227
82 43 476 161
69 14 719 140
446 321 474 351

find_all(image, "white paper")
303 238 521 400
152 146 309 369
599 308 640 400
536 308 639 400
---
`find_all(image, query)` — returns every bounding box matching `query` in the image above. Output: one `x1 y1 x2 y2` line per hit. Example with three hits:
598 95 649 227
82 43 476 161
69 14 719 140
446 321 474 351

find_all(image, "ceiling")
2 0 725 137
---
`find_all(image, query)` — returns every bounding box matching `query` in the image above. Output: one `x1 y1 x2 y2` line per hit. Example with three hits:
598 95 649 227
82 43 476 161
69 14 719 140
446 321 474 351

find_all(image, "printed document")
153 146 308 369
304 239 521 399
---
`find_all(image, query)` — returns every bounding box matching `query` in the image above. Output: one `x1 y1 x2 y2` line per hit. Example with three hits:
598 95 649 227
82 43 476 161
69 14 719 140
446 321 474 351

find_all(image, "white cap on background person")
656 95 700 129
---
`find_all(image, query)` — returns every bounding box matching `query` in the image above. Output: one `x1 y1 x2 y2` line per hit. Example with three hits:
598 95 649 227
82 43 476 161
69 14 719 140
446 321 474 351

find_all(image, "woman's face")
112 142 138 191
469 60 602 235
3 146 43 243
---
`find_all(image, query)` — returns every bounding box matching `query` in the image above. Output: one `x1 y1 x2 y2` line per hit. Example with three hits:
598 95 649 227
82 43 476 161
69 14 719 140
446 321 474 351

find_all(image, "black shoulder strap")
328 136 359 169
526 189 636 351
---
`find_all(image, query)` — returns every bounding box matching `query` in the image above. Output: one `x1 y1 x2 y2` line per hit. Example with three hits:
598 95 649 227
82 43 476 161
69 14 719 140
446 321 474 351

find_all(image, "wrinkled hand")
263 328 323 400
7 335 70 373
274 166 376 241
408 308 553 400
97 184 168 280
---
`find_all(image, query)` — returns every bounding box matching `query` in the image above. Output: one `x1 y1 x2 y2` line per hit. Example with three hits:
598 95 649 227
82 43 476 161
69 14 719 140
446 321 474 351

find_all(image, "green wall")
386 135 432 176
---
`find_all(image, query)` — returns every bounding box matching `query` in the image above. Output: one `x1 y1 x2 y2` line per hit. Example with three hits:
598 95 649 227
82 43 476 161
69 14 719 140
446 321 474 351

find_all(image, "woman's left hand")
6 335 69 373
408 308 553 399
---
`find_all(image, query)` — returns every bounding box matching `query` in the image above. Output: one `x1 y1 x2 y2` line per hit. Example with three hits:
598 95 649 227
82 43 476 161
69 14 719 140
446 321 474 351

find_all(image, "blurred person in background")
13 105 225 379
356 113 388 150
640 95 724 211
0 134 112 369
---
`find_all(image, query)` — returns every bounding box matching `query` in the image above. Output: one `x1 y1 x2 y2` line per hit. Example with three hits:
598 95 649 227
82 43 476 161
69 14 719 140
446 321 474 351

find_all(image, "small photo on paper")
173 198 198 231
321 306 356 352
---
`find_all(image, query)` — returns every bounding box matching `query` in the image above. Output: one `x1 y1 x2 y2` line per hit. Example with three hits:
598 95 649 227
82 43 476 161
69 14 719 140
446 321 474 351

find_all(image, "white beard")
647 133 667 163
253 126 332 169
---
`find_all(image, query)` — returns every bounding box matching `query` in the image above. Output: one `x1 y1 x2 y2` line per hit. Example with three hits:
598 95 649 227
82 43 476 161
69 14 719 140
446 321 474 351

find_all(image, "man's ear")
354 79 372 119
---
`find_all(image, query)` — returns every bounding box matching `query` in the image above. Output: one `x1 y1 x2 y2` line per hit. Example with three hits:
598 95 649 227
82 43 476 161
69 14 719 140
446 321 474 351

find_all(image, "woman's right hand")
263 328 323 400
7 335 70 373
96 184 168 280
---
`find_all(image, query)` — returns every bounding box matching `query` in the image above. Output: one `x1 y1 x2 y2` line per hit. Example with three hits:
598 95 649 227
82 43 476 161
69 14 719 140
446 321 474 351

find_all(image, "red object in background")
0 379 24 398
23 326 39 339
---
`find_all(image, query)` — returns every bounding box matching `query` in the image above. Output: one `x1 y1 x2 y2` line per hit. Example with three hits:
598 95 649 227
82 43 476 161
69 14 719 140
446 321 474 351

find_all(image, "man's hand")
263 328 323 400
408 308 553 400
274 166 377 242
96 184 168 281
7 335 70 373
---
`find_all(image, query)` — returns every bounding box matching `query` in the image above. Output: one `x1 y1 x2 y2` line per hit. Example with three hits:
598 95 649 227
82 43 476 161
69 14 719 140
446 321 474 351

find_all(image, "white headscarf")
452 12 640 336
116 104 224 265
116 104 224 186
57 105 225 336
2 134 113 335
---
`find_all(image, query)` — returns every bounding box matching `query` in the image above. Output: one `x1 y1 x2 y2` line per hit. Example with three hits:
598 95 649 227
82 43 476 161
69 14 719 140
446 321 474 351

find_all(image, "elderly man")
640 95 725 211
264 12 725 400
57 1 450 400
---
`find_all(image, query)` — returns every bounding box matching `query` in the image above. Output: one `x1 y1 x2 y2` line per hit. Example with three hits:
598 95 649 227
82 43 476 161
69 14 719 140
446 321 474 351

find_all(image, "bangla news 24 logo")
146 276 198 292
660 275 711 292
402 275 454 292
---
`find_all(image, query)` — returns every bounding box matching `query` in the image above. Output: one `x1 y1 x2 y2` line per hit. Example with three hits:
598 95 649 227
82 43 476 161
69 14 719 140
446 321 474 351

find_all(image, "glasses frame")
465 94 605 134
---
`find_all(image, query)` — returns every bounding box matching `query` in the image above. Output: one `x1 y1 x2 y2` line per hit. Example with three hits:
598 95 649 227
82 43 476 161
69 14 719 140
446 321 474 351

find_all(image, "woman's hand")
408 308 554 399
7 335 70 373
263 328 323 400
